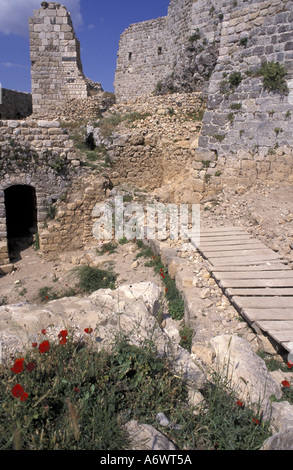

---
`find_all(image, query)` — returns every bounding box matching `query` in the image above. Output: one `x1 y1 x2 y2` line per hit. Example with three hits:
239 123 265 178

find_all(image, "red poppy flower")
41 329 46 335
84 327 93 334
12 384 25 398
10 358 24 374
181 336 187 341
253 417 260 425
281 380 290 388
287 361 293 369
32 342 38 348
20 392 28 402
26 362 35 372
165 288 168 292
237 400 244 407
59 337 67 345
74 387 79 393
58 330 68 338
45 297 48 300
39 340 50 353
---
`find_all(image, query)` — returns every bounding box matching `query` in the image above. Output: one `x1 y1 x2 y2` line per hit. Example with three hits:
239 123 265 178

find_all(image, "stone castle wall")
0 88 32 120
197 0 293 160
115 0 293 170
29 2 90 117
114 0 204 102
0 118 81 266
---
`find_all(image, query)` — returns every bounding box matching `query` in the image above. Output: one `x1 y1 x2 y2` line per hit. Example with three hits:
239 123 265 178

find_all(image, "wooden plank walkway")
195 226 293 354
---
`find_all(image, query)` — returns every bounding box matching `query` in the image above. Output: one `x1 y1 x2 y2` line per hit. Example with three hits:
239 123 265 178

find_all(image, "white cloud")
0 0 83 36
0 62 29 68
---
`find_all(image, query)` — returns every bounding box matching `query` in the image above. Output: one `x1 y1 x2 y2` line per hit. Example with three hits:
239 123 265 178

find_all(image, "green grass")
97 241 118 256
70 265 117 294
135 240 185 320
0 328 273 450
38 286 77 303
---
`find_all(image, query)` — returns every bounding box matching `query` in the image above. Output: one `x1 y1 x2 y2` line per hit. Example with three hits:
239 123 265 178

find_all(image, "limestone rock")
125 420 176 450
210 335 282 412
261 429 293 451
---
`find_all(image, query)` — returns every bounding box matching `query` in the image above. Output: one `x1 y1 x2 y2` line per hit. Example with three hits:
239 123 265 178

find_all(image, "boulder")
210 335 282 413
125 420 176 450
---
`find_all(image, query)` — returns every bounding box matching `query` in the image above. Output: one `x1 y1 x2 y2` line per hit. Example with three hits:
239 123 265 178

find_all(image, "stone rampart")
29 2 90 117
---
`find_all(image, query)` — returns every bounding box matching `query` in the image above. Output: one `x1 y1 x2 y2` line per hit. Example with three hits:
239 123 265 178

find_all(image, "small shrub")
118 237 129 245
258 61 289 95
97 241 118 256
46 204 56 220
155 81 163 93
229 71 243 89
33 233 40 251
179 323 193 352
228 112 235 123
189 29 201 42
213 134 225 142
274 127 283 136
230 103 242 110
71 265 117 293
239 37 248 46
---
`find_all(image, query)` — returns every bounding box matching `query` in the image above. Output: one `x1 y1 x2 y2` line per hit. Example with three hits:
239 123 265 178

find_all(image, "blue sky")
0 0 170 93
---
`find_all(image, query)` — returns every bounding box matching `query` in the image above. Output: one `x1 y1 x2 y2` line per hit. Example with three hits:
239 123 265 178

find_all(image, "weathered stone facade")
199 0 293 159
0 88 32 120
29 2 91 117
0 118 80 267
115 0 293 169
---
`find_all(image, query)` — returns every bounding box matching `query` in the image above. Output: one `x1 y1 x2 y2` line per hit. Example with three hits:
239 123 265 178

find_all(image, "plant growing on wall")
258 61 289 95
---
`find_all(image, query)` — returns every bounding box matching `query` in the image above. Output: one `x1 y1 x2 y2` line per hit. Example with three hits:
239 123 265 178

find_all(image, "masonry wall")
29 2 89 117
198 0 293 160
0 118 81 265
0 88 32 120
114 0 204 102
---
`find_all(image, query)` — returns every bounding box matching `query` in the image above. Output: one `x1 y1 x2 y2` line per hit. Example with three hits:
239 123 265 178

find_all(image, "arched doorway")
4 185 38 258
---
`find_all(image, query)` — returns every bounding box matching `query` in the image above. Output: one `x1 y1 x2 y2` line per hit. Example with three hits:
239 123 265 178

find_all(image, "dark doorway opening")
4 185 38 260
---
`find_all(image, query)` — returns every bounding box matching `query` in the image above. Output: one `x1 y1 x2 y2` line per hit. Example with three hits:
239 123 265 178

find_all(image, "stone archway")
4 185 38 259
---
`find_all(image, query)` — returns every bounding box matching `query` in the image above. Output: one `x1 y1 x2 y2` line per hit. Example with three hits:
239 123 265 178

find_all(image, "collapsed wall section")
29 2 89 117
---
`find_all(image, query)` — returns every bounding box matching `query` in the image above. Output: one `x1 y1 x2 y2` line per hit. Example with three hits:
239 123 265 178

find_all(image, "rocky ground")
1 180 293 450
0 179 292 353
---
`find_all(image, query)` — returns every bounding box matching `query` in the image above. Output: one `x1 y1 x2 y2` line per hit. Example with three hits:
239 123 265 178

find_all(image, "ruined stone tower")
29 1 90 117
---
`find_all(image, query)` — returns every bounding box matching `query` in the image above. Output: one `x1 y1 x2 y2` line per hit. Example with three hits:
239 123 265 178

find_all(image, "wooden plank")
243 308 293 321
263 331 293 343
199 235 252 241
226 287 293 296
200 227 247 233
233 296 293 309
211 264 291 272
255 320 293 332
220 278 293 288
203 248 281 258
210 255 284 266
213 270 293 279
199 242 265 249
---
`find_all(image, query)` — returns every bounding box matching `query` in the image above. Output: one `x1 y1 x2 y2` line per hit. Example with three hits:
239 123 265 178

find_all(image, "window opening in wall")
4 185 38 261
158 47 162 55
128 52 132 60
